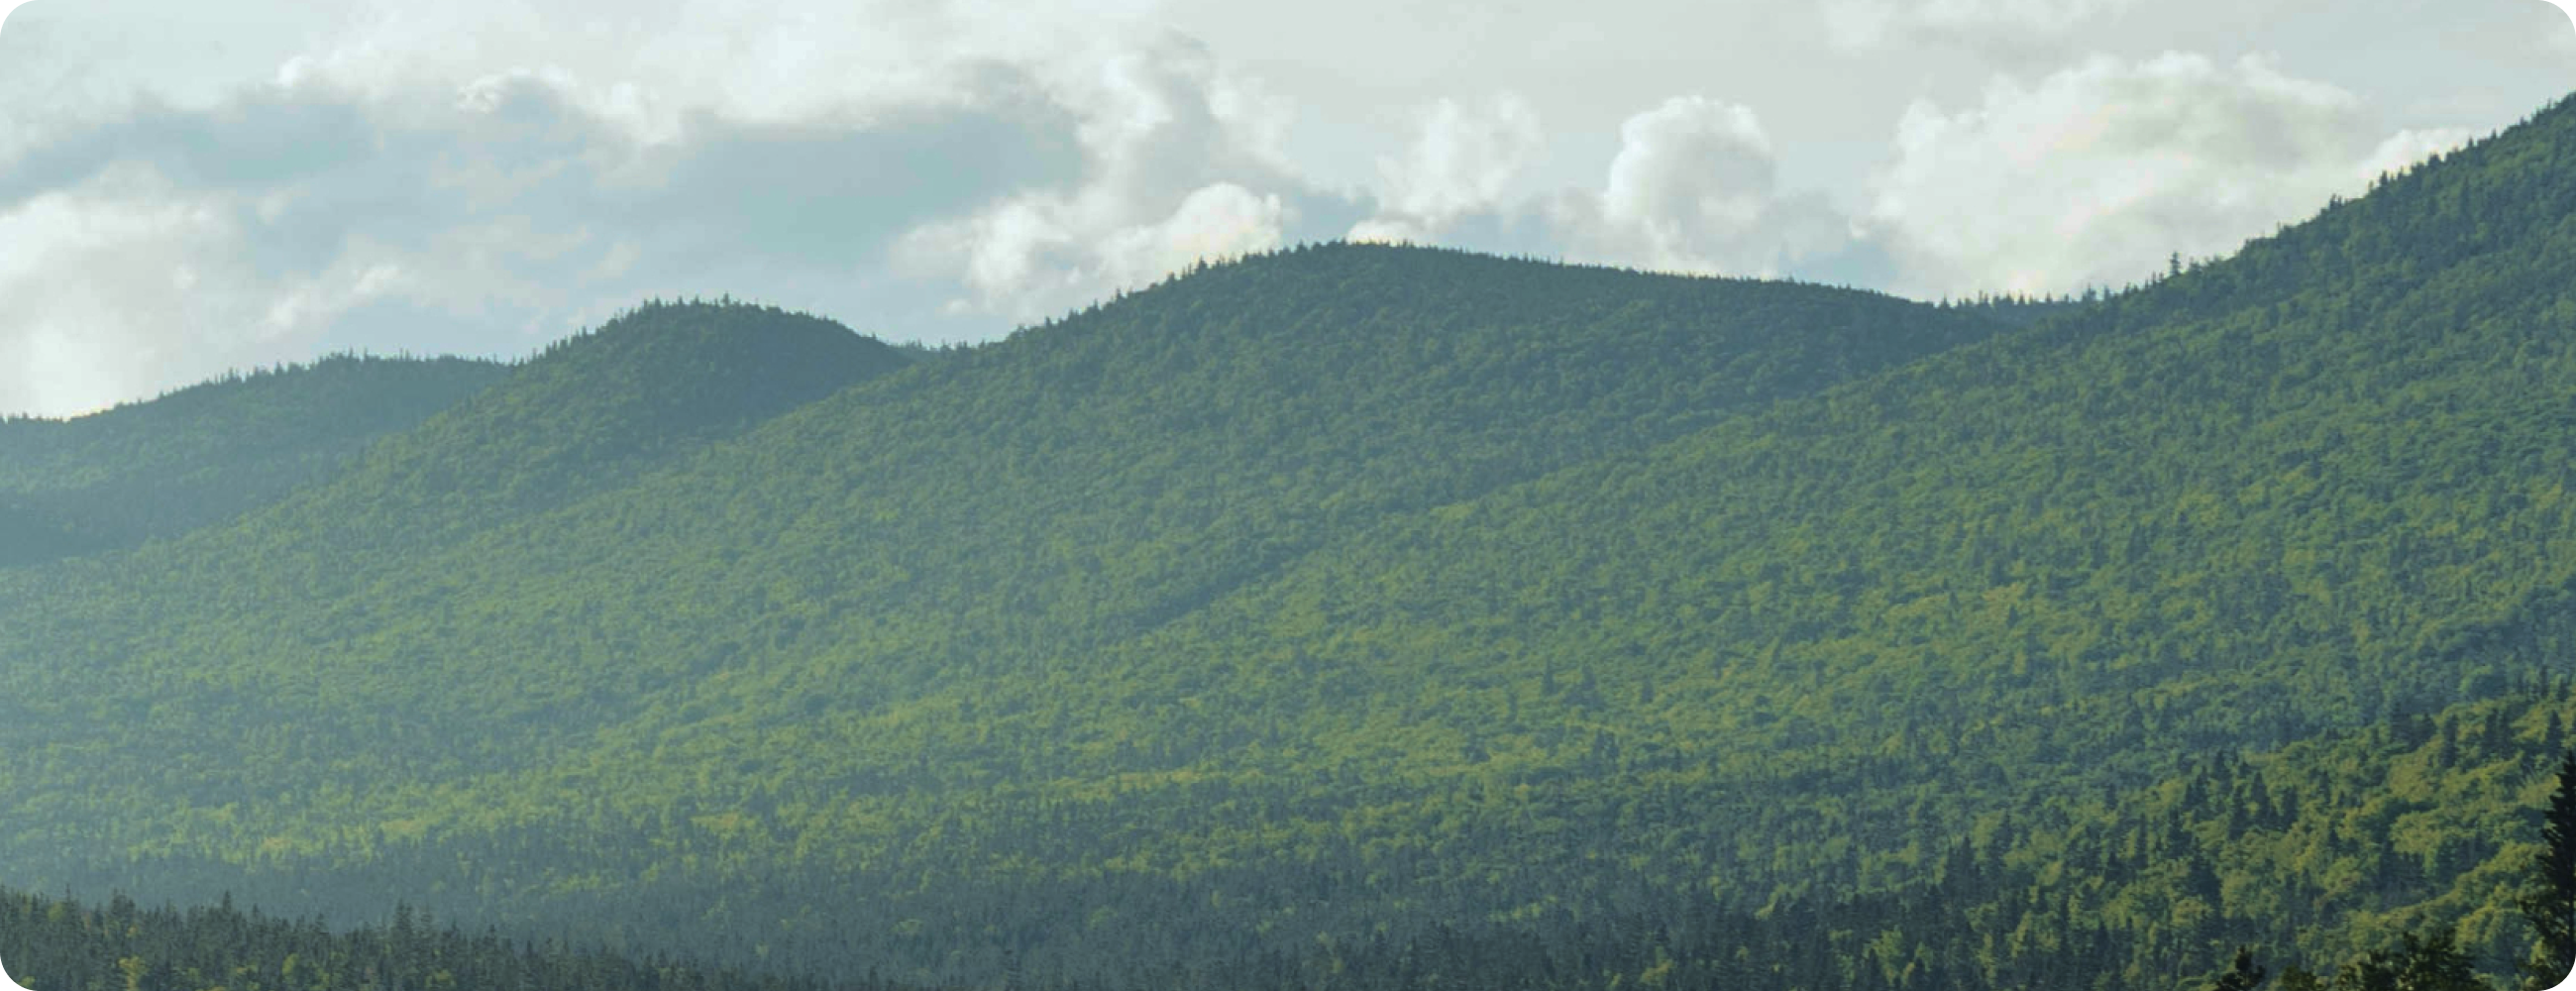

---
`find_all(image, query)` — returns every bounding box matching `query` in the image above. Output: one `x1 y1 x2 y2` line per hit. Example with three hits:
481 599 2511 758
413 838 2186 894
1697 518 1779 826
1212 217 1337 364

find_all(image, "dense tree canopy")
2 90 2573 991
0 355 505 567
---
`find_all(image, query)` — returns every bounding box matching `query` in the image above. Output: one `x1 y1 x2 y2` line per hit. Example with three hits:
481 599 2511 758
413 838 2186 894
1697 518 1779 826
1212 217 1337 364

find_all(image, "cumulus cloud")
891 30 1349 321
0 152 432 413
0 65 1098 414
1347 95 1544 245
0 0 2541 414
895 180 1289 321
1864 53 2470 297
0 165 265 414
0 0 1350 414
1100 183 1287 285
1540 96 1858 277
1347 95 1867 280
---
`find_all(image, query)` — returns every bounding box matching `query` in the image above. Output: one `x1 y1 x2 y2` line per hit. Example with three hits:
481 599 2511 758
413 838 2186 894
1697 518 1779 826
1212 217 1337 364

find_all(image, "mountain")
0 354 506 567
0 251 2011 976
255 298 921 551
4 93 2576 989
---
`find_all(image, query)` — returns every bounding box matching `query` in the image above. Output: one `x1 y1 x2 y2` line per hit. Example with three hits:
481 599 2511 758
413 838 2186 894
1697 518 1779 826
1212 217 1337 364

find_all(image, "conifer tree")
2523 750 2576 989
2392 932 2479 991
2209 946 2267 991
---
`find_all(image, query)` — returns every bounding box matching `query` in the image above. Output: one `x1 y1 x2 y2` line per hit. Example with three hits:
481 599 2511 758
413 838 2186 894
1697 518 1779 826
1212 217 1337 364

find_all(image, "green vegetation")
255 298 919 551
2519 750 2576 986
2 89 2573 991
0 355 505 567
0 887 881 991
13 727 2576 991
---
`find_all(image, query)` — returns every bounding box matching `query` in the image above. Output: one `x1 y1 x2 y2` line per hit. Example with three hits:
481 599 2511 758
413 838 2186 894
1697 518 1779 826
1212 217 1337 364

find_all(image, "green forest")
8 739 2573 991
0 355 506 568
3 88 2575 991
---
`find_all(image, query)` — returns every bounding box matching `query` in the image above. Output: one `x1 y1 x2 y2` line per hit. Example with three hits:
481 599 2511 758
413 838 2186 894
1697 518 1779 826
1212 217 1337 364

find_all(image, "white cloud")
1864 53 2468 297
1540 97 1858 277
0 164 283 413
0 0 1338 413
2360 128 2478 180
0 155 470 415
1101 182 1286 285
1348 95 1544 244
900 178 1292 322
0 0 2553 414
1351 95 1863 278
0 65 1098 414
890 30 1333 321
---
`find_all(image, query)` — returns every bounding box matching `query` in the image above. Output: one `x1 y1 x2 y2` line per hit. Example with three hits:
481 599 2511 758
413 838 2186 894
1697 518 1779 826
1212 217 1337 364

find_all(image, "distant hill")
0 354 505 567
253 298 919 551
0 248 2013 978
3 93 2576 990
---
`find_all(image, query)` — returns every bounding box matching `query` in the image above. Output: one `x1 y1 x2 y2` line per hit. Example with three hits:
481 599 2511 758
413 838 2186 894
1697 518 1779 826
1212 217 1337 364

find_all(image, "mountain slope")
5 94 2576 988
981 96 2576 960
0 249 2017 976
257 298 919 549
433 95 2576 979
0 355 506 566
1015 113 2576 959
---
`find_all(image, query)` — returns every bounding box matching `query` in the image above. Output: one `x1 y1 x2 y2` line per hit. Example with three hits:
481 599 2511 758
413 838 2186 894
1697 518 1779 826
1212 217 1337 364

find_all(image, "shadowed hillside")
0 355 506 567
257 298 920 549
0 246 2017 980
3 93 2576 990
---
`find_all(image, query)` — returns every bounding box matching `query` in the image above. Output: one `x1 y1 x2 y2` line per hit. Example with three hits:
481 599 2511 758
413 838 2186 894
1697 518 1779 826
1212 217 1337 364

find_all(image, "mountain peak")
273 299 912 544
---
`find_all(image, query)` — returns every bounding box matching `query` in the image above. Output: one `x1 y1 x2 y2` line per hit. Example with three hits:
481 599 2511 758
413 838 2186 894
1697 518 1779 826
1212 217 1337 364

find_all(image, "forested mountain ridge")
1085 94 2576 970
5 94 2576 990
0 247 2018 978
0 355 506 567
583 91 2576 980
0 299 902 572
247 299 919 552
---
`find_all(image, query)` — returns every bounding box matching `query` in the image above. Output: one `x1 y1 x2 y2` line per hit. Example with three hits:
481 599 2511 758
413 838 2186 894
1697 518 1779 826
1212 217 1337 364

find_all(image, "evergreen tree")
2328 950 2399 991
2392 933 2479 991
2523 750 2576 989
2210 946 2267 991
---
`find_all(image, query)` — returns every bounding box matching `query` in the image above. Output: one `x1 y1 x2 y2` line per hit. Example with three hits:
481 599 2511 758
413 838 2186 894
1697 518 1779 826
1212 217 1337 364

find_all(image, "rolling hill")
0 354 506 567
3 94 2575 991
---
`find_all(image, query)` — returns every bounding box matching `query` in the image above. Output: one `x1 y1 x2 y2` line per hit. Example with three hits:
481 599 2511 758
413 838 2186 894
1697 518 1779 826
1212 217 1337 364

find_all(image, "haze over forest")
1 75 2575 991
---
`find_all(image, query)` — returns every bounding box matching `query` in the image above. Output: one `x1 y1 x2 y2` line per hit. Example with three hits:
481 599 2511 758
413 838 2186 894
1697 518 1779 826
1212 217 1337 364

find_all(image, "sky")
0 0 2570 417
